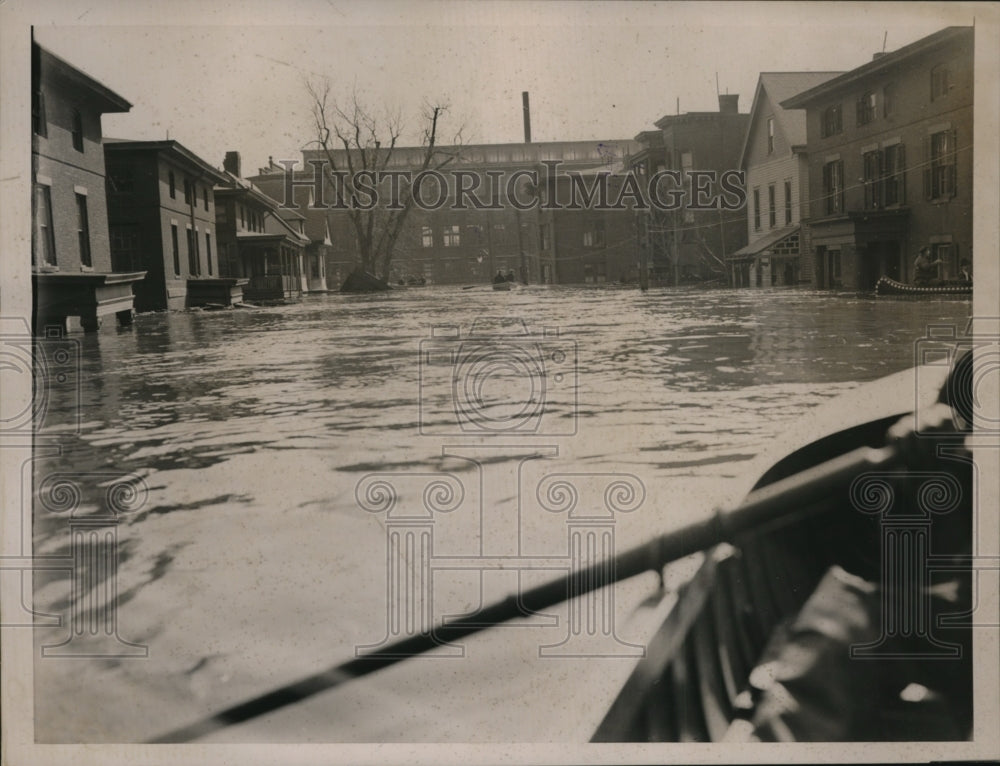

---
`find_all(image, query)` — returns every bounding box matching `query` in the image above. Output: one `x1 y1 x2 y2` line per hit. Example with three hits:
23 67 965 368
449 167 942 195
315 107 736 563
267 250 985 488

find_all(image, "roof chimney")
522 92 532 144
872 51 888 60
224 151 241 178
718 94 739 114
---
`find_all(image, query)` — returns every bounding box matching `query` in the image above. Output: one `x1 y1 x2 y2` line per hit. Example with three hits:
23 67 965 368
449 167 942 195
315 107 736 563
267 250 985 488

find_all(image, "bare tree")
306 79 463 282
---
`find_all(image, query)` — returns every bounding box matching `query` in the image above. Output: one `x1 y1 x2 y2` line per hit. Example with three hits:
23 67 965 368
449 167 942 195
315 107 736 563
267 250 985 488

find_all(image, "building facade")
104 140 241 311
730 72 842 287
247 168 330 292
782 26 973 290
289 139 638 286
653 95 750 284
31 42 145 332
215 152 309 302
537 171 642 285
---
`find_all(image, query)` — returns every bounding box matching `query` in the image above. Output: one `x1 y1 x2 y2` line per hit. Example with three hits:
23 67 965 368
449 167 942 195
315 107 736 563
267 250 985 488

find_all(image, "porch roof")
730 225 799 259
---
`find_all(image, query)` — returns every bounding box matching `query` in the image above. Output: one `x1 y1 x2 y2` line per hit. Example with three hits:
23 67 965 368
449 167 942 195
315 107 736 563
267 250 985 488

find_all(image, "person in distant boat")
505 269 516 282
493 270 506 284
958 259 972 283
913 247 944 286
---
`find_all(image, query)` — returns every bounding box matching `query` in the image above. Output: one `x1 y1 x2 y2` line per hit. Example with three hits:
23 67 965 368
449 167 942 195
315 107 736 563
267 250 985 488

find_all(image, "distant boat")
341 269 390 293
492 281 512 291
875 275 971 297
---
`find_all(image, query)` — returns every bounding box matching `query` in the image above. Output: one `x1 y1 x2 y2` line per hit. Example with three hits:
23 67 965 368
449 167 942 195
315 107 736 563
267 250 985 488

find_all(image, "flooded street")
30 286 971 742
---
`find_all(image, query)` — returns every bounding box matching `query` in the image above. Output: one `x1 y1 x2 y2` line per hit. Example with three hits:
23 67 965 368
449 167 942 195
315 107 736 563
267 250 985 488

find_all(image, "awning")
729 225 800 259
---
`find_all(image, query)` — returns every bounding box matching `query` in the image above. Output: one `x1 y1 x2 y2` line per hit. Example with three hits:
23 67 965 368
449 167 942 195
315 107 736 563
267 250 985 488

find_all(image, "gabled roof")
103 139 228 184
248 174 330 243
33 41 131 114
215 170 288 211
739 72 843 168
781 26 973 109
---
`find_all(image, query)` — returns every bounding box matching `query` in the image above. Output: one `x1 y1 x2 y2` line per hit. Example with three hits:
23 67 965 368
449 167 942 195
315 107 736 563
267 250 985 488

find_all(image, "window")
821 104 842 138
822 160 844 214
108 162 134 194
183 179 192 205
766 117 775 154
71 110 84 152
584 221 605 248
927 130 957 199
32 88 47 137
421 226 433 247
169 171 176 199
932 243 953 276
540 223 550 251
768 184 776 227
187 228 199 275
443 224 460 247
883 83 896 117
33 184 56 267
856 92 876 126
240 206 245 228
882 143 905 205
110 227 141 272
862 150 881 208
203 188 209 211
76 194 91 267
784 180 792 224
171 224 180 276
753 188 761 231
205 232 213 275
931 65 949 101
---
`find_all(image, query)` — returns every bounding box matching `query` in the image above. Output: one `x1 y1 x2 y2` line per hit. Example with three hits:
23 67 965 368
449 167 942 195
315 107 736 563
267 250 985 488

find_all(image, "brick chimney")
224 151 241 178
718 94 739 114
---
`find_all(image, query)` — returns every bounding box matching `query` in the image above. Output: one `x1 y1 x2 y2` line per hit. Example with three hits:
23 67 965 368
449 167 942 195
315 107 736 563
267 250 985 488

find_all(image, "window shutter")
923 135 932 200
949 129 958 198
822 163 830 212
899 144 907 204
837 161 845 212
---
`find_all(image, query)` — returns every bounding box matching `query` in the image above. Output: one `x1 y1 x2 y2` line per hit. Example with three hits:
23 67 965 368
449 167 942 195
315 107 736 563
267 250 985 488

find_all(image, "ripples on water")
30 286 970 741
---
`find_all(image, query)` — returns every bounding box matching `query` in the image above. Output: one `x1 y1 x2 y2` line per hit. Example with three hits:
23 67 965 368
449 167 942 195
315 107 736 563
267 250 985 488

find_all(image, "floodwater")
28 285 971 743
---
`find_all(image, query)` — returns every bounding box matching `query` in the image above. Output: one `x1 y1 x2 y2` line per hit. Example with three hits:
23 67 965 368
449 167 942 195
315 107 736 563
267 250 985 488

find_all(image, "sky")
25 1 981 177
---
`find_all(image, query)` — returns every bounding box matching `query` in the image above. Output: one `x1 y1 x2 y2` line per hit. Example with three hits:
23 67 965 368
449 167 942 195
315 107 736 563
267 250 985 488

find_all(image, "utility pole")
637 210 649 291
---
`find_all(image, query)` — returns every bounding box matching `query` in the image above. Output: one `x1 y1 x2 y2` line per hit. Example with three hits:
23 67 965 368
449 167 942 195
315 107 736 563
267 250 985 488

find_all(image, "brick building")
289 139 638 286
652 95 750 283
730 72 841 287
31 41 145 332
782 26 973 290
104 139 241 311
537 170 641 285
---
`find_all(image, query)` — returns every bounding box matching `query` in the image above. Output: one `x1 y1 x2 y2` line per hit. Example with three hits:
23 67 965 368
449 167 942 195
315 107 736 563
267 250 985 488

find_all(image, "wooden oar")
148 429 936 744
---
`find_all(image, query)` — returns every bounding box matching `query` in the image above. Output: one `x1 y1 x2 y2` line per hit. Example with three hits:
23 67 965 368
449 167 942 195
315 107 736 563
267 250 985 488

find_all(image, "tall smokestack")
522 91 532 144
